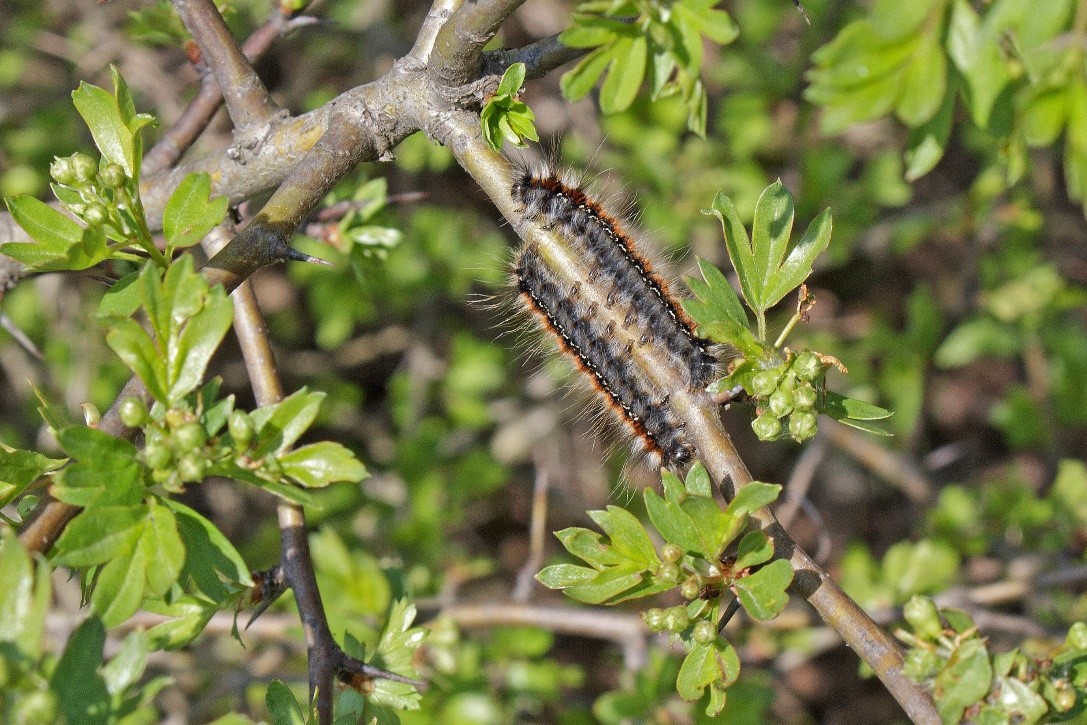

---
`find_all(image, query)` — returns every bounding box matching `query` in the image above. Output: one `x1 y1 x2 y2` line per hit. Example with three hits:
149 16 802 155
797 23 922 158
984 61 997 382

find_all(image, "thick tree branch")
481 33 585 80
432 0 525 84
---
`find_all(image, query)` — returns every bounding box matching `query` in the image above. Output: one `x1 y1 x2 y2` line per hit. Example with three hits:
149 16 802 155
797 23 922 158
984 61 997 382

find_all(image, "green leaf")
705 191 757 302
266 680 307 725
599 34 647 114
368 600 426 711
100 628 149 696
97 271 142 318
946 0 1011 130
91 532 147 626
686 258 748 328
685 461 713 497
140 499 185 597
279 441 368 488
72 81 136 177
55 504 146 567
819 392 894 435
496 62 526 96
732 558 793 621
536 563 599 589
107 317 168 402
561 45 614 101
51 617 110 725
5 194 83 251
58 425 137 466
725 481 782 519
733 531 774 570
895 33 947 126
0 528 52 657
144 596 218 650
905 79 956 180
564 564 647 604
645 488 705 555
250 388 325 456
698 8 739 45
676 640 740 701
588 506 660 570
934 638 993 724
168 284 233 403
750 180 798 308
167 499 252 600
0 445 65 507
763 207 832 309
163 172 228 251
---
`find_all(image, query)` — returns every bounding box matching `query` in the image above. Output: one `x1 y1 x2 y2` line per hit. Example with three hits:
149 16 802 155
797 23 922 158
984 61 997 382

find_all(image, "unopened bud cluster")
49 152 130 231
642 543 723 643
120 396 267 492
747 350 827 443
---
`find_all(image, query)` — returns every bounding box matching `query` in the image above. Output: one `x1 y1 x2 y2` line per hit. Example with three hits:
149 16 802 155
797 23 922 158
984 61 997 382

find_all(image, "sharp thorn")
284 247 332 266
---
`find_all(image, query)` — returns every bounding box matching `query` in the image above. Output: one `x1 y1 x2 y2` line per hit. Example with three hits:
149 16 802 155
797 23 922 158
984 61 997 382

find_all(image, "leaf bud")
228 410 255 446
903 595 943 641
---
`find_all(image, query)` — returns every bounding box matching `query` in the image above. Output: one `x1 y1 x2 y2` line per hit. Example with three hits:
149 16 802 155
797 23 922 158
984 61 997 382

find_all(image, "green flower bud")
173 421 208 451
664 606 690 632
99 163 125 189
177 453 206 482
788 411 818 441
692 620 716 645
792 350 824 382
118 396 149 428
644 608 665 631
750 369 781 398
143 442 172 471
902 648 942 680
794 381 818 410
70 153 97 183
768 388 795 417
228 410 255 446
752 412 782 441
903 595 943 641
661 543 683 563
50 156 76 185
83 203 107 226
658 562 681 584
680 577 701 600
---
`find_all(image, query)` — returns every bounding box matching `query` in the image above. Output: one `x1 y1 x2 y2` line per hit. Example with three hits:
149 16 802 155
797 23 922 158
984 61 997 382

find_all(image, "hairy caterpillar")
512 165 719 468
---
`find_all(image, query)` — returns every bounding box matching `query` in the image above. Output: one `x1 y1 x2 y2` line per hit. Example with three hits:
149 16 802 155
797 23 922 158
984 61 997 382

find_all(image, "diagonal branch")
171 0 279 134
144 6 319 174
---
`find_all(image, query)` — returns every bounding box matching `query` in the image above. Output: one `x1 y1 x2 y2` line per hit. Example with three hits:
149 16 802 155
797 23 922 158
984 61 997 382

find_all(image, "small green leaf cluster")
805 0 1087 206
839 538 960 612
0 531 167 722
560 0 738 134
684 181 892 440
898 595 1087 724
1 66 226 273
480 63 539 151
317 176 403 262
537 463 792 715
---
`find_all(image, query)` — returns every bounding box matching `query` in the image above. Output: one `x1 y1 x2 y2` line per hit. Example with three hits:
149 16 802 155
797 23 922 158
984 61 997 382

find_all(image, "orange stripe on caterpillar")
516 245 694 468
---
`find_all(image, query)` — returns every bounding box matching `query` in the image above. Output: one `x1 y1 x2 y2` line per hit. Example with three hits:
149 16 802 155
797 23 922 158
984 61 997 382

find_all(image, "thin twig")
481 32 586 80
823 419 934 505
512 455 551 603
